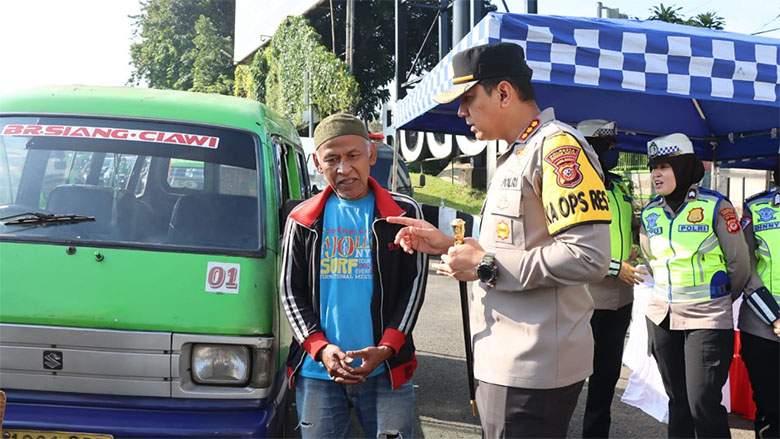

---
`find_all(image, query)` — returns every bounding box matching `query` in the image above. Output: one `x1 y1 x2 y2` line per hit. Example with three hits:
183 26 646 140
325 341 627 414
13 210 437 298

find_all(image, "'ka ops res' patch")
542 133 611 235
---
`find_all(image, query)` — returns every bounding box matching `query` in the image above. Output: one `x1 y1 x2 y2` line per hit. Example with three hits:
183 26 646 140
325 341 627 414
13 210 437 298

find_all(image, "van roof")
0 85 300 144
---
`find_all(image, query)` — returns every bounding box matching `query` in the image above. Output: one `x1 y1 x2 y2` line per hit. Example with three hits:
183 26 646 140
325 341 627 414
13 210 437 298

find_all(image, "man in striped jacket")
280 113 428 439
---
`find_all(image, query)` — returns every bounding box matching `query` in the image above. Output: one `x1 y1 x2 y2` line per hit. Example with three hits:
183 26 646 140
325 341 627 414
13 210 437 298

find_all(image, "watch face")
478 261 496 283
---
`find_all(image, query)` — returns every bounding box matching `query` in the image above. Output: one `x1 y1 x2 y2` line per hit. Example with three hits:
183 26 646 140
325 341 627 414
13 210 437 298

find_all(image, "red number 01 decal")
205 262 241 293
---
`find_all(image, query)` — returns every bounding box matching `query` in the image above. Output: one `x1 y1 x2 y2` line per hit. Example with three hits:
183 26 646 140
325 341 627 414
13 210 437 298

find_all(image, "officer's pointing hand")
387 216 454 255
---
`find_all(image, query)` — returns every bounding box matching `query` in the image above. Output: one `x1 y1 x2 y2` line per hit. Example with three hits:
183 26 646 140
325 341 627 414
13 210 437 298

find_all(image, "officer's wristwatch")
477 252 498 287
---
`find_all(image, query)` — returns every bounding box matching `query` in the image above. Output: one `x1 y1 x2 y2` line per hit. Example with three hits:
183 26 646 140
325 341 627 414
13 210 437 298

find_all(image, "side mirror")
417 173 426 188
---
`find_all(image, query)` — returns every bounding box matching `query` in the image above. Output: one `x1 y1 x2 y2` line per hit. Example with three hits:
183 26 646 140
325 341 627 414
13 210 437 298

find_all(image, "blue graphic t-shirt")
300 191 385 380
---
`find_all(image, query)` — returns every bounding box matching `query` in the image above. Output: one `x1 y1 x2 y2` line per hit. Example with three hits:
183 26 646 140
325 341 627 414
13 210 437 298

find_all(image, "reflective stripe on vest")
641 193 728 303
608 180 633 262
747 194 780 303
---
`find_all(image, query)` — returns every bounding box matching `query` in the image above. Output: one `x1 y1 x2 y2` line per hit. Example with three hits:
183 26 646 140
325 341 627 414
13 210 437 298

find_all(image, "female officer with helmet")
639 133 750 438
739 156 780 438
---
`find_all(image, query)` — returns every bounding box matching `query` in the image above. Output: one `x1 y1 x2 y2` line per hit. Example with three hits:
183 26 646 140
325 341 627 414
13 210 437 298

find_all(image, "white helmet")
577 119 617 139
647 133 694 165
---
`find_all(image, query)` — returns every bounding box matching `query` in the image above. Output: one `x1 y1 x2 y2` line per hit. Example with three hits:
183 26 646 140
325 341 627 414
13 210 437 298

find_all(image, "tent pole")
692 98 720 192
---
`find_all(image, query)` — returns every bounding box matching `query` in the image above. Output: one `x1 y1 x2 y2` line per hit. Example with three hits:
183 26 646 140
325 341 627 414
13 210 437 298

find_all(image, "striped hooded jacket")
280 177 428 389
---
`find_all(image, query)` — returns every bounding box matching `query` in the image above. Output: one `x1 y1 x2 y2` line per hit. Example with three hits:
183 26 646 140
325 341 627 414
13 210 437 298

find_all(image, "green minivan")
0 85 310 438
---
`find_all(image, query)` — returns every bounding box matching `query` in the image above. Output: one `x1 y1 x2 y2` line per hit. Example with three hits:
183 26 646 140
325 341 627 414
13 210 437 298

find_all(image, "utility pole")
453 0 469 44
393 0 408 192
346 0 354 73
438 0 450 60
527 0 537 14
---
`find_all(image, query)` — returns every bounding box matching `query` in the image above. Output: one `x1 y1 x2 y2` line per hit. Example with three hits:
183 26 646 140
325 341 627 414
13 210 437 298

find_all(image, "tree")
687 12 725 30
239 16 359 127
307 1 496 120
129 0 235 94
647 3 684 24
648 3 726 30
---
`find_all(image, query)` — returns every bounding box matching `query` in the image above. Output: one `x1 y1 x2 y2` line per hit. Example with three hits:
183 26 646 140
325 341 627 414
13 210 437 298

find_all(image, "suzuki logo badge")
43 350 63 370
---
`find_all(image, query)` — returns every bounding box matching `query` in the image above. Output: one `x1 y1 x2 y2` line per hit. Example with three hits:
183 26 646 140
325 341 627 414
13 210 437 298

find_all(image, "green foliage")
129 0 235 94
648 3 725 29
308 1 496 120
248 16 359 127
234 48 267 100
410 173 486 215
190 15 234 94
687 12 725 30
647 3 684 23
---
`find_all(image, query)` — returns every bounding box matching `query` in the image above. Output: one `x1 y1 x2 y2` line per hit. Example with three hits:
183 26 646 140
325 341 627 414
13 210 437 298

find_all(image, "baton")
450 218 477 417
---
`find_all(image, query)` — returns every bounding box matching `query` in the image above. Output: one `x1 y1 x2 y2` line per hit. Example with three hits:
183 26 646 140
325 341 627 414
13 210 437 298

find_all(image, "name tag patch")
678 224 709 232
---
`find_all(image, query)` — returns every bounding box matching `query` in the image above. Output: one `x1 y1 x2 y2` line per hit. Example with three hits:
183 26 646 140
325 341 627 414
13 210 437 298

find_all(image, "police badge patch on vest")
718 207 741 233
687 207 704 224
541 132 611 236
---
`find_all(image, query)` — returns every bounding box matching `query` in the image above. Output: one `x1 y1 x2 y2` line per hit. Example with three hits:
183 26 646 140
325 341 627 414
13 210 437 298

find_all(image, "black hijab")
662 154 705 213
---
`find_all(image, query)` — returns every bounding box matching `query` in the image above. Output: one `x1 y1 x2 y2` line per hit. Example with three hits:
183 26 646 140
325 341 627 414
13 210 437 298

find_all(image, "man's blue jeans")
295 373 414 438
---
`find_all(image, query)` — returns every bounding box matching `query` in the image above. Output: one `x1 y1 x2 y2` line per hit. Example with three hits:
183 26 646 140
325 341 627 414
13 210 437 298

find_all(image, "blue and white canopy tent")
395 12 780 169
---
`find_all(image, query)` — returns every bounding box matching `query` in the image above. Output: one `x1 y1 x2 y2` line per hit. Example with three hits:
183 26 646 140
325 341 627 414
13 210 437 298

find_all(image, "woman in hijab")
639 133 750 438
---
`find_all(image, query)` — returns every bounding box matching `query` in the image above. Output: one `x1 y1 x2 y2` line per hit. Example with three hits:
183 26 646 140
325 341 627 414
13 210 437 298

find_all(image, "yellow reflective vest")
608 178 633 264
745 190 780 302
641 189 730 303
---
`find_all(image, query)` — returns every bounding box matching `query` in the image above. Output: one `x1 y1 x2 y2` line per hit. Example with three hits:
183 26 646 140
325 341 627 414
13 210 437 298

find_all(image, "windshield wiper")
1 212 95 226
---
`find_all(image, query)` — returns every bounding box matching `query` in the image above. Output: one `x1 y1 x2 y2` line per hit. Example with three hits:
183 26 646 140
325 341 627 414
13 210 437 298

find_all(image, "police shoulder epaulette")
744 190 771 204
698 187 726 201
642 195 663 211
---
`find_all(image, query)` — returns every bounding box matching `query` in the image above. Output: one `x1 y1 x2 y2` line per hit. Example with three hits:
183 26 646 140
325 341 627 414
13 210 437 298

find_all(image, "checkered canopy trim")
396 12 780 129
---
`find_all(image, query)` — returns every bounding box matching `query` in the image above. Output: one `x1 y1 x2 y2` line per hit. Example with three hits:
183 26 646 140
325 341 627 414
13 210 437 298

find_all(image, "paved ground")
286 267 756 438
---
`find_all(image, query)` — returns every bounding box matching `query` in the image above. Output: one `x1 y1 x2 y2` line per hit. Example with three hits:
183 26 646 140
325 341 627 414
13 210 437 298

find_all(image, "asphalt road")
285 267 756 438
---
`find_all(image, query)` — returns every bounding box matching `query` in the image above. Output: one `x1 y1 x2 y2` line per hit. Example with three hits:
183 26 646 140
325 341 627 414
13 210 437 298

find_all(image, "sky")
0 0 778 96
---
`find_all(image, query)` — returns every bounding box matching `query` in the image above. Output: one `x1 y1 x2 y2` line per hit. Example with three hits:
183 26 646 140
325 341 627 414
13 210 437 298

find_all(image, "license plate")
1 430 113 439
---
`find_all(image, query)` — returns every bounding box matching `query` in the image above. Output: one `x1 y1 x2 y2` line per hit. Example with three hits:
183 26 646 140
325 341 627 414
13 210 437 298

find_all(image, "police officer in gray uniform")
389 42 612 438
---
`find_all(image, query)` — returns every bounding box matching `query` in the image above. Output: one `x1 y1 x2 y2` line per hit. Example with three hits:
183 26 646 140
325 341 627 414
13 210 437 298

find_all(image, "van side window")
272 138 290 204
294 150 311 198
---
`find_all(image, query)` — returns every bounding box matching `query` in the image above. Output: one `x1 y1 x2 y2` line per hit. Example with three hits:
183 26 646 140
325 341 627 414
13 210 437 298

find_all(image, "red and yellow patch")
687 207 704 224
544 145 583 188
518 119 540 141
719 207 741 234
541 132 611 236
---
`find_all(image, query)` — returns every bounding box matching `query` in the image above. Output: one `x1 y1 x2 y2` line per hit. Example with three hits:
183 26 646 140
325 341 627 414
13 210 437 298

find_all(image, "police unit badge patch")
687 207 704 224
645 212 662 237
541 133 611 236
719 207 741 234
544 145 583 188
757 207 777 222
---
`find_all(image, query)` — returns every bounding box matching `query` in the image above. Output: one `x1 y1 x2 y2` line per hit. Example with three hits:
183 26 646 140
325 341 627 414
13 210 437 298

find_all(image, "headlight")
251 347 272 388
191 344 250 385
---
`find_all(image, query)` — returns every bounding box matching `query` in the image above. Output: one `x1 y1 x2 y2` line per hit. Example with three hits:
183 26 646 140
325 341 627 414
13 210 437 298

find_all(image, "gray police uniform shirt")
639 185 750 330
472 108 612 390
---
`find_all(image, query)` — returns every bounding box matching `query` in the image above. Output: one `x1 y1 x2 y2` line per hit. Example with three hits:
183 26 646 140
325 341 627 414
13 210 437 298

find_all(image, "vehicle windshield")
372 146 412 194
0 117 262 254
